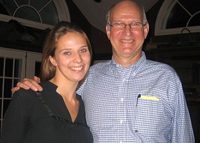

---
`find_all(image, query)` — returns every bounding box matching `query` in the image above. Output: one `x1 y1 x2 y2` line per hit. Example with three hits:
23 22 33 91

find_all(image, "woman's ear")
49 56 57 66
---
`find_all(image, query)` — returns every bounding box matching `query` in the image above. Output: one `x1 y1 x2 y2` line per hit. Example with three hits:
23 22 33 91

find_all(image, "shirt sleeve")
76 76 88 98
2 90 29 143
170 77 195 143
76 65 95 97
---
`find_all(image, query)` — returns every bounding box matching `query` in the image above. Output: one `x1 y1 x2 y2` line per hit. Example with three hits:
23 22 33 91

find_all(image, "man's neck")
113 54 141 68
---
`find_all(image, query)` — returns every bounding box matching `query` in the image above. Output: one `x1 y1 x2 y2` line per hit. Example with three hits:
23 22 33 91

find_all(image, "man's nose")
124 25 132 35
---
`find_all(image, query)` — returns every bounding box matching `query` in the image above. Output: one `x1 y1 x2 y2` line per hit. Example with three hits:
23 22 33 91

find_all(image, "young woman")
2 21 93 143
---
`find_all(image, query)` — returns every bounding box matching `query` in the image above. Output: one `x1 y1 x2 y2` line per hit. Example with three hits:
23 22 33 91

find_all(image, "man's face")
106 1 149 65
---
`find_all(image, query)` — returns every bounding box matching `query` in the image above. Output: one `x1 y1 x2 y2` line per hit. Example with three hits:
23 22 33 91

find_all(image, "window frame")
0 0 70 30
155 0 200 36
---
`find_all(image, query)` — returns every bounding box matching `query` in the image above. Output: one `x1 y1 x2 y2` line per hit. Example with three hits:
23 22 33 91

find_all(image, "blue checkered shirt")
77 52 194 143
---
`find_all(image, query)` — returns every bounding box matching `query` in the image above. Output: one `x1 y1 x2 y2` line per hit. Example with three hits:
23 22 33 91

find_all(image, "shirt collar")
110 51 146 70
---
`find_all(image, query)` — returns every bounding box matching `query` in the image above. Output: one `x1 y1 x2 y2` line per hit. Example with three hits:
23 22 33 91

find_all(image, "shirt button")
120 119 123 124
122 78 126 83
120 141 123 143
120 98 124 102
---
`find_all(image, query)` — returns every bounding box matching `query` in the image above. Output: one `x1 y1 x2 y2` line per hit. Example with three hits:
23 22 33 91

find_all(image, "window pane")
0 57 4 76
2 0 17 15
180 0 200 14
189 14 200 26
31 0 50 11
14 79 20 88
16 0 28 5
15 6 40 22
4 79 12 98
14 59 22 78
0 99 1 113
40 2 58 25
5 58 13 77
166 4 190 28
0 3 9 14
35 61 41 77
0 78 2 98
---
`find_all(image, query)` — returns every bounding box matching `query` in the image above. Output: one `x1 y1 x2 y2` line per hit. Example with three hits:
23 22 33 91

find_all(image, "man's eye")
63 51 71 55
132 22 140 26
115 23 124 27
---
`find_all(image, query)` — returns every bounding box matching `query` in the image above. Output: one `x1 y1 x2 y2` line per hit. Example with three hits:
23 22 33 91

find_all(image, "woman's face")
50 31 91 83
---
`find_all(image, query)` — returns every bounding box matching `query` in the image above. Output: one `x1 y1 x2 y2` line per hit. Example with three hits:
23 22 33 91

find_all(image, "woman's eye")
80 48 87 53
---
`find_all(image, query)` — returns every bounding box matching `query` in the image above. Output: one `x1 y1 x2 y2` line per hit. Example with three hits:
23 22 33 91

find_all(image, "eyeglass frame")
107 21 147 30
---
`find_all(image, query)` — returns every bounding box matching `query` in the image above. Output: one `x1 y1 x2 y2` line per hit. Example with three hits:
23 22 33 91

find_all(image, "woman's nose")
74 53 82 63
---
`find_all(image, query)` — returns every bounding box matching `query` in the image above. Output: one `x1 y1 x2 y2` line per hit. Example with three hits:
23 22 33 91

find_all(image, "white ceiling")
72 0 159 32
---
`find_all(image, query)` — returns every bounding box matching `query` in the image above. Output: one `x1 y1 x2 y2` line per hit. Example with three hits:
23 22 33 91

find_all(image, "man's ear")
143 22 149 39
49 56 57 66
106 25 111 40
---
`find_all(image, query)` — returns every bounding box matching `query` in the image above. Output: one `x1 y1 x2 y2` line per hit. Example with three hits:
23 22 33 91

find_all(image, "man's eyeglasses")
108 21 146 30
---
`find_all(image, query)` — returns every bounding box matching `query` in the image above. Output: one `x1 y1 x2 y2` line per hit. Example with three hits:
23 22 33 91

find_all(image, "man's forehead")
110 10 142 22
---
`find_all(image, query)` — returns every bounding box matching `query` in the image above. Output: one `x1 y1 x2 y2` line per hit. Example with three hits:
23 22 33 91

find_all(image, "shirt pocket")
133 96 171 135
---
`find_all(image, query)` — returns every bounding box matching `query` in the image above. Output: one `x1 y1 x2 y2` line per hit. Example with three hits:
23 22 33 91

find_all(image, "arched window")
0 0 70 29
155 0 200 35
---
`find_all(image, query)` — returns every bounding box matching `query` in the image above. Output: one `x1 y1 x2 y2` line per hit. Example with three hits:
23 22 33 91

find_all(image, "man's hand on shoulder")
11 76 43 93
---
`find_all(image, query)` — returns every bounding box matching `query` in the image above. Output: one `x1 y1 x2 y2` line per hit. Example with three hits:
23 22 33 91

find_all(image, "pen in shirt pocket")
136 94 160 107
136 94 141 107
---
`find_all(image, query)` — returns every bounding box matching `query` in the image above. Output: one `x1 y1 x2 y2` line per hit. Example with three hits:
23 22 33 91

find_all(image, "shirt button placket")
119 78 126 143
120 119 123 124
